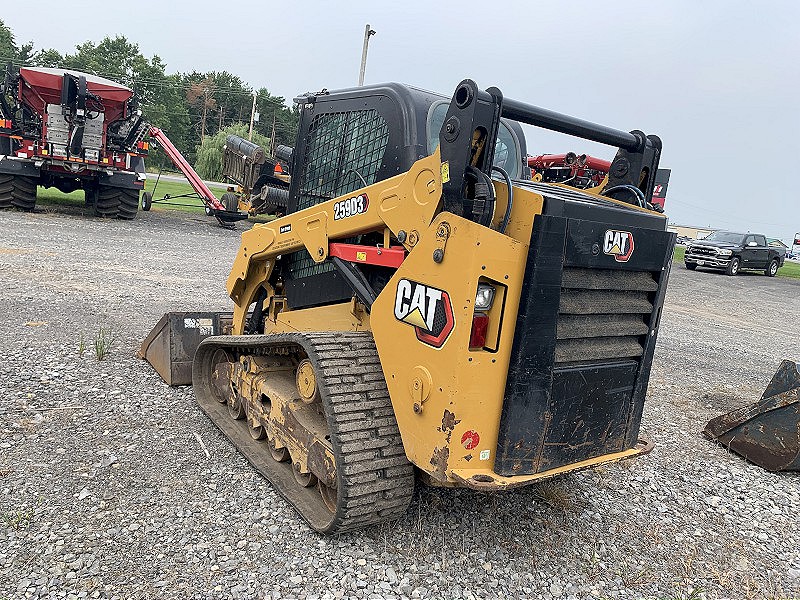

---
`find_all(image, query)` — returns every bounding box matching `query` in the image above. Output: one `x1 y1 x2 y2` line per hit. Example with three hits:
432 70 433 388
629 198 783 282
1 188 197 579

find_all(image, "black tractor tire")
685 262 697 270
726 256 741 276
3 175 37 211
94 186 121 218
221 192 238 212
141 191 153 211
0 174 13 209
84 184 99 208
765 258 779 277
118 189 139 220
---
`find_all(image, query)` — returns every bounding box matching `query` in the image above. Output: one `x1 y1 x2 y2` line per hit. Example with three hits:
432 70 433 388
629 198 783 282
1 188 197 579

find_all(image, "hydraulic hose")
492 165 513 233
602 184 646 208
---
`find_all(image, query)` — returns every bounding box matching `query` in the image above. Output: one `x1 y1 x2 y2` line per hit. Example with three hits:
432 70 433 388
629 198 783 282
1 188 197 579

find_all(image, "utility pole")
248 91 257 141
358 24 376 87
200 87 209 143
270 113 277 155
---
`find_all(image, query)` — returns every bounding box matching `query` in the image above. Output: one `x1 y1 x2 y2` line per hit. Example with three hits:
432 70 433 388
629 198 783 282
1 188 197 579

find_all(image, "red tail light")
469 313 489 350
274 163 283 174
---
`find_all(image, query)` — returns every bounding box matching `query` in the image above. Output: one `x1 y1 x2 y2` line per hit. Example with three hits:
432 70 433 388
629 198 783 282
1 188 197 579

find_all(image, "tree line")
0 20 299 177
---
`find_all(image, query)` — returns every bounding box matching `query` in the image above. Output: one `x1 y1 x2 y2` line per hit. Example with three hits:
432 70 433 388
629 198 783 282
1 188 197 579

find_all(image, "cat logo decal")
603 229 635 262
394 279 455 348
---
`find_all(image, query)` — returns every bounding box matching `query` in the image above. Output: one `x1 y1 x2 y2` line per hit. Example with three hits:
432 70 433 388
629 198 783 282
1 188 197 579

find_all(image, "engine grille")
555 267 657 365
687 246 717 257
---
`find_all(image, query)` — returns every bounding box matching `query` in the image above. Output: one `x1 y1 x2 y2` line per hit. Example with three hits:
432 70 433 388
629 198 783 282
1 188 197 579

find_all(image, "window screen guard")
290 109 390 280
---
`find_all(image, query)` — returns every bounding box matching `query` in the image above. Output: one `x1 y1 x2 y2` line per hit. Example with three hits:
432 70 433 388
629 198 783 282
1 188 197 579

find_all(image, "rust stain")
440 409 461 443
429 446 449 480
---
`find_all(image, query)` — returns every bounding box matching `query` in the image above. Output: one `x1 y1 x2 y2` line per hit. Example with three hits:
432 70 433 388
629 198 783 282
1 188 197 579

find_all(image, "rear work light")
470 283 496 350
475 284 496 311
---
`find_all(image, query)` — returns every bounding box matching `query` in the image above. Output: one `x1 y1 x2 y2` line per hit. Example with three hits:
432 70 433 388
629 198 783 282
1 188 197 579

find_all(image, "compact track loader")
143 79 677 533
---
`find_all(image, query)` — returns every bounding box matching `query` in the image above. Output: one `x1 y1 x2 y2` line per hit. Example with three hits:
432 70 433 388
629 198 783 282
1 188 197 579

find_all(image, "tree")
33 48 64 68
0 19 37 68
253 88 299 150
195 123 271 181
0 20 18 65
185 76 217 143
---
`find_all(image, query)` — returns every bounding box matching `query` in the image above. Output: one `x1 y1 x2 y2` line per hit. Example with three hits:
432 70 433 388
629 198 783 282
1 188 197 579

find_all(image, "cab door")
753 235 770 268
741 235 759 266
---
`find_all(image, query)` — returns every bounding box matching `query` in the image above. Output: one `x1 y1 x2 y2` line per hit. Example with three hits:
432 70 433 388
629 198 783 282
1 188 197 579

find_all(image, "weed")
2 507 33 530
94 326 116 361
618 561 654 588
531 480 575 511
667 586 705 600
78 332 86 357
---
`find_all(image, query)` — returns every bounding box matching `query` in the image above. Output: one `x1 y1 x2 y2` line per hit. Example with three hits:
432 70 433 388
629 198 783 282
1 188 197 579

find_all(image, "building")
667 224 715 240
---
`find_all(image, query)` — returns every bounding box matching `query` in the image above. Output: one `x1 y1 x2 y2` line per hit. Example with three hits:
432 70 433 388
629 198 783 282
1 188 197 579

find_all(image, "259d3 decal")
394 279 455 348
333 193 369 220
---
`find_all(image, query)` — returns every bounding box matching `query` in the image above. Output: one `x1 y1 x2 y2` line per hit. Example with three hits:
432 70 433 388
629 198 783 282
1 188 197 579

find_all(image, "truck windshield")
703 231 745 244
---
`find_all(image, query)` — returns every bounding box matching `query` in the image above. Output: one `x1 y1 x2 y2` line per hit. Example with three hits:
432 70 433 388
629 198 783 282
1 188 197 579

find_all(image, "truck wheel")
685 262 697 270
726 257 740 276
118 189 139 220
3 175 37 211
95 186 121 218
765 258 779 277
141 191 153 211
221 192 238 212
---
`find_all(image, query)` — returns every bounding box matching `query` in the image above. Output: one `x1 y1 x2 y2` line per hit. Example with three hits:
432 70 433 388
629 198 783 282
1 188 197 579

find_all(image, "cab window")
427 101 521 179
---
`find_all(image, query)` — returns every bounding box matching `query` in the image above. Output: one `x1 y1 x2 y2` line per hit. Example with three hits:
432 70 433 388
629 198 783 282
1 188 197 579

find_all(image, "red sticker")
461 430 480 450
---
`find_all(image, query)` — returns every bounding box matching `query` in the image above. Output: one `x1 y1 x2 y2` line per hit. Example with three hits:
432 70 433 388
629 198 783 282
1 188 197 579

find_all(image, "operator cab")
283 82 528 309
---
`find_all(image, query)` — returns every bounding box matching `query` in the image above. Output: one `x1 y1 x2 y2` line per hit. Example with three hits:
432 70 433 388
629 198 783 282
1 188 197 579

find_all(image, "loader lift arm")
146 126 247 224
226 79 663 335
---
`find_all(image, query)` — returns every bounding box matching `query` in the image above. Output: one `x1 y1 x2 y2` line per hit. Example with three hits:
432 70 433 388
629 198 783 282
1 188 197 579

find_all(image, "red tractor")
0 66 245 224
0 66 153 218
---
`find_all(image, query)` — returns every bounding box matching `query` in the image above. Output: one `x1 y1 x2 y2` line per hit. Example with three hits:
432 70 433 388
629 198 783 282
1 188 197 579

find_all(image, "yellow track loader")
142 79 678 533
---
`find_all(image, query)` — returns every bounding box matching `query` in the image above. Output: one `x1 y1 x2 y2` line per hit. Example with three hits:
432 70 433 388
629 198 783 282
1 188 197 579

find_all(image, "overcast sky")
4 1 799 243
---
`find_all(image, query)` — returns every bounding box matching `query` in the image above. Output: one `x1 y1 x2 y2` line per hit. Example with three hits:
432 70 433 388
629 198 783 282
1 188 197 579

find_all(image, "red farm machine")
0 66 245 224
528 152 670 211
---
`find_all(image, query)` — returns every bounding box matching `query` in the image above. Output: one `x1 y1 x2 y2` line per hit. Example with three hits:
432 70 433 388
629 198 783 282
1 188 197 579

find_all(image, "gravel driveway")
1 205 798 600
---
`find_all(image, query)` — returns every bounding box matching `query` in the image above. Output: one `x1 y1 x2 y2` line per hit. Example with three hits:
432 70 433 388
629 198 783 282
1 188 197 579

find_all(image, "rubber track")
193 331 415 534
117 189 139 220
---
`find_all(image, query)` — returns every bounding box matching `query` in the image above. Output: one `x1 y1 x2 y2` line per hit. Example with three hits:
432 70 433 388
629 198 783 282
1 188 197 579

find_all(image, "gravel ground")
0 204 798 600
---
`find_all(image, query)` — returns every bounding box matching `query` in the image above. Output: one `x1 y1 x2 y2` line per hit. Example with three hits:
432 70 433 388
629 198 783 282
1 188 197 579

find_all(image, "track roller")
192 331 415 534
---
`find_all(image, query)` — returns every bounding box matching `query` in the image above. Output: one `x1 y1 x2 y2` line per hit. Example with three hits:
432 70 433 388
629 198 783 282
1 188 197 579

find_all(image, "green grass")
777 259 800 279
673 244 800 279
143 178 227 213
34 178 227 215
